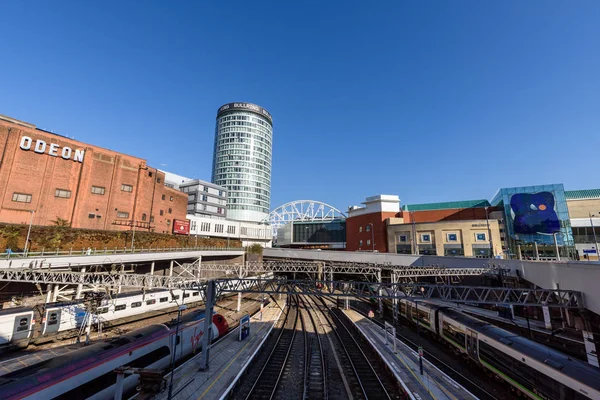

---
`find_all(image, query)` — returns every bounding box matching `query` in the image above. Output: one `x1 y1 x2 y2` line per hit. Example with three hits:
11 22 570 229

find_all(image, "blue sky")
1 1 599 211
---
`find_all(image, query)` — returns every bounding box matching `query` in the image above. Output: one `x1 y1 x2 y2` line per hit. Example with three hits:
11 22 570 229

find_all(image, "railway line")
242 295 300 399
233 295 403 400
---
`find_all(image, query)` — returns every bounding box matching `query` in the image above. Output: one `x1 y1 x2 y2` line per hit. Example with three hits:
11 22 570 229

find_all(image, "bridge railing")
1 246 244 259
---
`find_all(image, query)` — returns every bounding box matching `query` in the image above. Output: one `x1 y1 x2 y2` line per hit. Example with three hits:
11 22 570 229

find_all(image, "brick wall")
346 211 399 252
0 116 188 233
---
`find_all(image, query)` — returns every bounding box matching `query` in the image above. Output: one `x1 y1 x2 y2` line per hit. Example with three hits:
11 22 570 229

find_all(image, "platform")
154 296 286 400
342 308 478 400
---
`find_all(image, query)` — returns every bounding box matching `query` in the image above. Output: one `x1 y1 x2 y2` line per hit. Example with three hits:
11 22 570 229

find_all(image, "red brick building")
345 195 401 252
0 114 187 233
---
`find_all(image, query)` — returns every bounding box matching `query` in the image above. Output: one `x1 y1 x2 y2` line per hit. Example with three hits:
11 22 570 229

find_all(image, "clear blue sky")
1 1 599 211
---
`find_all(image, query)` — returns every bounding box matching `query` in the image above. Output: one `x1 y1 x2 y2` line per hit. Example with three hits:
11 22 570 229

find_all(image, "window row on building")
213 172 270 186
396 232 488 243
215 148 272 160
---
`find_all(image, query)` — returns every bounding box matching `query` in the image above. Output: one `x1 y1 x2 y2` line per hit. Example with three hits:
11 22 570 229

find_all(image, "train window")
131 302 142 308
127 346 170 369
97 307 109 314
192 292 199 297
176 335 181 345
16 318 29 332
115 304 126 311
48 313 58 326
442 321 465 348
183 293 190 299
146 299 156 305
173 295 180 300
160 297 168 303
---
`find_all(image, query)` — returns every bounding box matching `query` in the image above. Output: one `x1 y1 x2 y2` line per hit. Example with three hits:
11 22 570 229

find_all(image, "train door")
465 329 479 360
44 309 61 334
12 314 32 345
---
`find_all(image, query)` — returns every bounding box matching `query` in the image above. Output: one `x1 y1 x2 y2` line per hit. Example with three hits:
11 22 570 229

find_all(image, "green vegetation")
0 223 241 251
246 243 264 255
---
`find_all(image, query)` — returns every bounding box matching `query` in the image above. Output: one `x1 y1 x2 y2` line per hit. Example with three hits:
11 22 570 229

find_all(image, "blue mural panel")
510 192 560 235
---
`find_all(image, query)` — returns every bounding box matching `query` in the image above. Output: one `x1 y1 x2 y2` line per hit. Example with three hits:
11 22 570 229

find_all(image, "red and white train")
1 309 229 400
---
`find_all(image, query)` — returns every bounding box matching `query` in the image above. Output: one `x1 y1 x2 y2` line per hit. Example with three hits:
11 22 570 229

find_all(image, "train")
0 288 205 351
0 309 229 400
398 298 600 400
0 273 273 351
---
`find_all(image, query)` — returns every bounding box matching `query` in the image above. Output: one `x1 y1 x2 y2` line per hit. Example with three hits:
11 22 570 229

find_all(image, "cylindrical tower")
212 102 273 223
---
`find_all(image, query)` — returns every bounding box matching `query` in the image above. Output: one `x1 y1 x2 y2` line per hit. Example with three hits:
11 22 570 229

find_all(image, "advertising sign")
173 219 190 235
239 314 250 341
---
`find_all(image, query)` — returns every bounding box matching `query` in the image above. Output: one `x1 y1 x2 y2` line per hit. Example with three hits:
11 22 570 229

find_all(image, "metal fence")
1 246 244 259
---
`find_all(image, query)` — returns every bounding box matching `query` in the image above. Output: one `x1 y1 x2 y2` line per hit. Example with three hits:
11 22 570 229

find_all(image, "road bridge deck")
154 297 285 400
0 248 244 269
342 308 478 400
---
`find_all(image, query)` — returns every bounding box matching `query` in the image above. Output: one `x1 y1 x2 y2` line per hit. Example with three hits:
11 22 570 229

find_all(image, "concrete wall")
567 198 600 219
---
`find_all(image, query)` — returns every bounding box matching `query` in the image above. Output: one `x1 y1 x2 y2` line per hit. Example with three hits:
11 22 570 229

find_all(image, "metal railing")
1 246 244 259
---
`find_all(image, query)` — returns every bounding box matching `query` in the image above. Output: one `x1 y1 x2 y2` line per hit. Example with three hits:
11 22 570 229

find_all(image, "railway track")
299 296 327 400
309 296 401 400
245 295 300 399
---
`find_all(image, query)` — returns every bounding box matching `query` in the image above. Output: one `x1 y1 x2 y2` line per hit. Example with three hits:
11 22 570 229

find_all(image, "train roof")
0 323 170 396
442 308 600 391
0 306 33 316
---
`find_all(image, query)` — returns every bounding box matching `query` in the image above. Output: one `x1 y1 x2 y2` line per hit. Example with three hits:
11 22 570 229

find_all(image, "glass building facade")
212 103 273 222
491 184 575 259
292 219 347 244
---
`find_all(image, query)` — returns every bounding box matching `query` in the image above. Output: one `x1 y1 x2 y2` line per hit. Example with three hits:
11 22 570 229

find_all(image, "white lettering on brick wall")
19 136 85 163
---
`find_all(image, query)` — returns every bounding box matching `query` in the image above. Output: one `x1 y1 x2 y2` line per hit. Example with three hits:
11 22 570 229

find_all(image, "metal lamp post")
537 231 562 261
168 304 188 399
24 210 35 255
368 222 375 251
416 285 425 375
410 211 417 255
131 221 136 251
589 213 599 261
485 206 494 258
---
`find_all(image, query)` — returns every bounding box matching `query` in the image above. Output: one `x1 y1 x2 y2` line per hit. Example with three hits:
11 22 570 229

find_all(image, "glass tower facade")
491 184 575 259
212 103 273 223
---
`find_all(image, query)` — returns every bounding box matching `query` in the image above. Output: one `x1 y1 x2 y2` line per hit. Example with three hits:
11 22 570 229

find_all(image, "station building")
0 114 187 233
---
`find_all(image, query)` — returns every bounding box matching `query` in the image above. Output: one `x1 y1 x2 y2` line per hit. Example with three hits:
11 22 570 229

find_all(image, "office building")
212 102 273 223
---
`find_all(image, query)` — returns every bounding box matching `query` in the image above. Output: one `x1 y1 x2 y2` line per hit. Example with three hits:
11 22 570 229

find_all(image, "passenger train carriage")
399 298 600 400
0 273 272 352
0 310 229 400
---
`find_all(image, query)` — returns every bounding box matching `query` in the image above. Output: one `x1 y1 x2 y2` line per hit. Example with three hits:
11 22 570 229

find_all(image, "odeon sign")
19 136 85 163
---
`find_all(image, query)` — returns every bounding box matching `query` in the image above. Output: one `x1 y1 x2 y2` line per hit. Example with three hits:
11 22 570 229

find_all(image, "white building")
187 214 272 247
